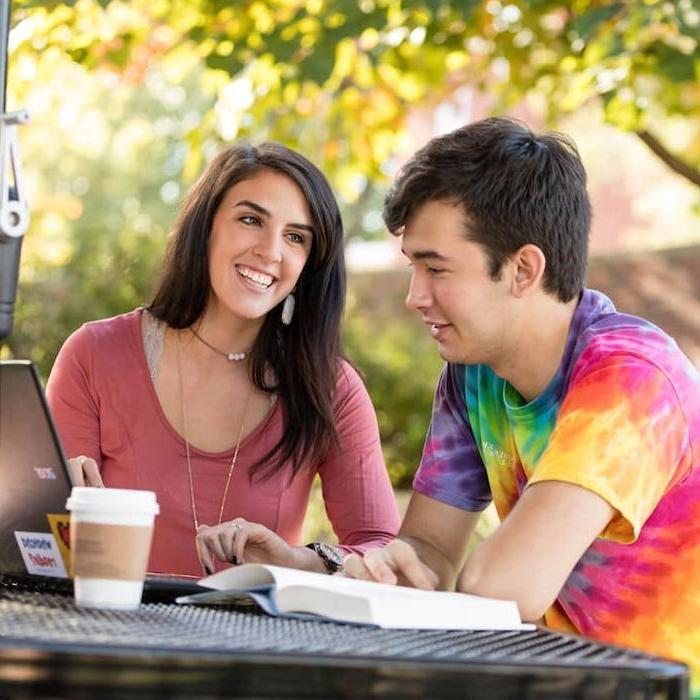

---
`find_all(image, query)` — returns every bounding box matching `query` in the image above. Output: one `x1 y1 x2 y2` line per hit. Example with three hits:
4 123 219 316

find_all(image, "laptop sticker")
14 531 68 578
33 466 58 480
47 513 72 576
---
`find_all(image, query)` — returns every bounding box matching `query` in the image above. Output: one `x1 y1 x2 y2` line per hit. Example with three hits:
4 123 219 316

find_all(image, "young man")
344 117 700 678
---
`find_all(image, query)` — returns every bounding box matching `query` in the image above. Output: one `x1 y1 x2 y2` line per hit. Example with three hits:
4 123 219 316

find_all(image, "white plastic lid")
66 487 160 516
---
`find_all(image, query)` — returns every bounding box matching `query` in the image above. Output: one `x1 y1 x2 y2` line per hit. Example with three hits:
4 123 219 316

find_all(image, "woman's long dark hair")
148 143 345 479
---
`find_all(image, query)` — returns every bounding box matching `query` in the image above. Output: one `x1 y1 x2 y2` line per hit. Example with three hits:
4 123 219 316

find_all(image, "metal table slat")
0 587 690 699
0 588 681 670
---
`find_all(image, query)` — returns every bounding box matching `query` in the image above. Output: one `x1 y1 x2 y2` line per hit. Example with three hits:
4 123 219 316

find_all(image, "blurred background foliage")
3 0 700 499
9 0 700 192
344 271 442 488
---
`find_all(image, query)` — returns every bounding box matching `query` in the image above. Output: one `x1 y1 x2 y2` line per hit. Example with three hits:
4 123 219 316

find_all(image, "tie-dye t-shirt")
415 288 700 680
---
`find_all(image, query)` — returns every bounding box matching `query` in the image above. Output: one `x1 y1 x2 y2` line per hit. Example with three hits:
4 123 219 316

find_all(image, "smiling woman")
45 143 400 578
206 171 312 326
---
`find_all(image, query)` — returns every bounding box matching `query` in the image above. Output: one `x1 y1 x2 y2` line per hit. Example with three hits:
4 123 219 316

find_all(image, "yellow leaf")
446 51 469 72
359 28 380 51
560 69 595 111
560 56 578 73
340 86 362 109
354 53 376 89
283 81 301 104
604 93 642 130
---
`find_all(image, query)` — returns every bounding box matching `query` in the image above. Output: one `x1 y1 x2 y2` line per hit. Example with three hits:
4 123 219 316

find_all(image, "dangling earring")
281 292 295 326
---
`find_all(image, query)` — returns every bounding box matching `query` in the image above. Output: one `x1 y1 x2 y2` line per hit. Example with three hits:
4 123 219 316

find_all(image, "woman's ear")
510 244 546 298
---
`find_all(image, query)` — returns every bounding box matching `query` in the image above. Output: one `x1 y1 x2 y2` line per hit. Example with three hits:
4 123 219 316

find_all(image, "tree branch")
636 130 700 188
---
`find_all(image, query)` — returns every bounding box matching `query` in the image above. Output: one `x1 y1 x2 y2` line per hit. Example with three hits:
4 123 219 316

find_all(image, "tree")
6 53 214 373
4 0 699 490
10 0 700 196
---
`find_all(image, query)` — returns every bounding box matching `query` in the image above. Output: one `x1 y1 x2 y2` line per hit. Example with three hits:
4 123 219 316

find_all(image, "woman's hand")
67 455 104 487
195 518 301 575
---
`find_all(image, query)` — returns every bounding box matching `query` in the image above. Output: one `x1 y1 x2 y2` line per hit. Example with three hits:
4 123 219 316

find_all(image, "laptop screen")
0 360 74 578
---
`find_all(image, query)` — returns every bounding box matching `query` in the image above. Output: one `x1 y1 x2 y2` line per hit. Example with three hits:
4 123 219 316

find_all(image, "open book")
176 563 533 630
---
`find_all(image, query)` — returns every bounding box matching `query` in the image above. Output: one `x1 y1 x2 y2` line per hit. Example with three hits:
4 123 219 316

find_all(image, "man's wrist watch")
305 542 344 573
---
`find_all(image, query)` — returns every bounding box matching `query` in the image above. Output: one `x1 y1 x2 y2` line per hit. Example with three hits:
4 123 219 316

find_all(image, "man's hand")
342 539 439 590
67 455 104 487
343 493 480 590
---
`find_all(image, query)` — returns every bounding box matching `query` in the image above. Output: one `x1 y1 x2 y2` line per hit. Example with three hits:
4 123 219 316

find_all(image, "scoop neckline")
132 308 281 458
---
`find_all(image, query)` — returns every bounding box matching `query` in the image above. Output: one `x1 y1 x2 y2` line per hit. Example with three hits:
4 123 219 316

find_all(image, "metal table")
0 585 689 699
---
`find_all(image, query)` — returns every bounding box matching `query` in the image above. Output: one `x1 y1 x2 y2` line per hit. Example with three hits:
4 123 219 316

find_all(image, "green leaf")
265 33 299 64
571 3 624 42
401 0 457 15
582 30 626 64
299 46 336 85
655 44 698 83
419 0 451 13
67 47 89 65
105 33 133 68
187 26 208 44
204 52 245 75
602 90 643 130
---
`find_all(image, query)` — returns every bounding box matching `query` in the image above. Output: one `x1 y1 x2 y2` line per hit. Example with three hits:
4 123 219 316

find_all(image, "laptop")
0 360 206 601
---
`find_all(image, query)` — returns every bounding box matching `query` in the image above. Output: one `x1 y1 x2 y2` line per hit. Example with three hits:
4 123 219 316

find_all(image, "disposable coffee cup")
66 487 159 610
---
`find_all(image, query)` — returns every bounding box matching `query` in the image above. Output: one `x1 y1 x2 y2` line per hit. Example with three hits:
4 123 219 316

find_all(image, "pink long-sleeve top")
46 309 400 577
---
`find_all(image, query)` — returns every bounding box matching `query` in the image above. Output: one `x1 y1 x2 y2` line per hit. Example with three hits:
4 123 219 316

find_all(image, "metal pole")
0 0 8 112
0 0 31 342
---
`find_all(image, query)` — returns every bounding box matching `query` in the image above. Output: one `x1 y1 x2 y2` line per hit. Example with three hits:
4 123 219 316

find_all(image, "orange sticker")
47 513 72 577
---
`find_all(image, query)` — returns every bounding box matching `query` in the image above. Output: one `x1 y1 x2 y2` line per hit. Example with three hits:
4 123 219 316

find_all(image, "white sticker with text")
14 531 68 578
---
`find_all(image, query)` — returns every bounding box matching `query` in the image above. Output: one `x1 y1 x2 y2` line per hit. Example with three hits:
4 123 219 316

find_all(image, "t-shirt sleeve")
45 325 102 467
317 362 401 554
529 352 690 543
413 364 491 511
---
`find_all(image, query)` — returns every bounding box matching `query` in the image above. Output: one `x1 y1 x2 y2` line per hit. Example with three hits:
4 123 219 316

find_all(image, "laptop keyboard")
0 574 73 596
0 575 209 604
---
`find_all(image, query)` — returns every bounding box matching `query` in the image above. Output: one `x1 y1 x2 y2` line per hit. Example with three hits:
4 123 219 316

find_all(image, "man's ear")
510 244 546 298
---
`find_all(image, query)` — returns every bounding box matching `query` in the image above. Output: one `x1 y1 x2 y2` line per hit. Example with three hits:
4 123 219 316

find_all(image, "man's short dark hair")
383 117 591 302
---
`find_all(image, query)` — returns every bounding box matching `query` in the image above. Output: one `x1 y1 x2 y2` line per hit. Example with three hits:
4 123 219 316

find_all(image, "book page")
199 564 529 630
267 566 516 615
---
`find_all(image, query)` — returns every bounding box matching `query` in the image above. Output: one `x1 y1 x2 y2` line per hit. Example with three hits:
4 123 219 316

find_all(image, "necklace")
176 334 253 531
191 327 247 362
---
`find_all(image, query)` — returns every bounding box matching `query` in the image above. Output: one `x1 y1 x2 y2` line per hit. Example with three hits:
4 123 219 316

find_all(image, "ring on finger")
232 522 242 532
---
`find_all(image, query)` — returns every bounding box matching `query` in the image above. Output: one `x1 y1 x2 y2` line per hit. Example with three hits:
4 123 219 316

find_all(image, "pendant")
227 352 246 362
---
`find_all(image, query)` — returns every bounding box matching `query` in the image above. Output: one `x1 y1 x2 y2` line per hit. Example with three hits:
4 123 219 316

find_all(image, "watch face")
318 543 343 568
